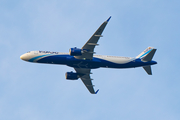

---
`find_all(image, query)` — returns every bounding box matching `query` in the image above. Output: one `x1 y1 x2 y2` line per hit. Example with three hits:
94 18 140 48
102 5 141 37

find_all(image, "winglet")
106 16 111 22
95 89 99 94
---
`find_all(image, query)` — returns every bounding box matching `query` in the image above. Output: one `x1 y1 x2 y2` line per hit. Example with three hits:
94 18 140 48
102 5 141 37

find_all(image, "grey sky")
0 0 180 120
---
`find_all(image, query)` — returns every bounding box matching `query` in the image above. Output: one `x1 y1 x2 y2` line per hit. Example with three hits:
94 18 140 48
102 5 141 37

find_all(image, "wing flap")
81 74 96 94
74 68 97 94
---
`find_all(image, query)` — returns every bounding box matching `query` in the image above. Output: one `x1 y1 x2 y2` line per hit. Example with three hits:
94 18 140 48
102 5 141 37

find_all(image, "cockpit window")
27 51 30 53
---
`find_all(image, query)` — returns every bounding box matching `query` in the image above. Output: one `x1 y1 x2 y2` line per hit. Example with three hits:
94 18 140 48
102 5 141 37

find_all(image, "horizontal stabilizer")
143 65 152 75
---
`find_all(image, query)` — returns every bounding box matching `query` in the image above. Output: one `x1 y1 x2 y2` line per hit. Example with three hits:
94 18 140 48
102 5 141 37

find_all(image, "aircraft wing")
75 16 111 60
74 68 99 94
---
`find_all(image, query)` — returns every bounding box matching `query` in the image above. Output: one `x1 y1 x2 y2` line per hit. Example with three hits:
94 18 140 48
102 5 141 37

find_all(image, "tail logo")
144 47 152 53
139 47 153 59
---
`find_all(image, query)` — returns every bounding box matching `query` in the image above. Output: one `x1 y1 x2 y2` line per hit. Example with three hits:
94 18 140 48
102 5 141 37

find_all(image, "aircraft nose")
20 54 27 61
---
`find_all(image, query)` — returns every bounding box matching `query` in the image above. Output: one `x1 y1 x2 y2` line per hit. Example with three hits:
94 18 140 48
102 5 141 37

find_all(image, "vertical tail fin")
136 47 157 75
136 47 157 61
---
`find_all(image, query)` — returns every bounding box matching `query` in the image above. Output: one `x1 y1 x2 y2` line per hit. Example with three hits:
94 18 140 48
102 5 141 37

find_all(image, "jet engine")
69 47 83 56
65 72 79 80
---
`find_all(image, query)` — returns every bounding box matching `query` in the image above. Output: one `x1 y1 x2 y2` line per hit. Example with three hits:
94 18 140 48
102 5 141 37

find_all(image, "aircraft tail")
136 47 156 61
136 47 157 75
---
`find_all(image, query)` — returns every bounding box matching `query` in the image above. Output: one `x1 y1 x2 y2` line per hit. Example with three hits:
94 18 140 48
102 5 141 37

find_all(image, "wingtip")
106 16 111 22
95 89 99 94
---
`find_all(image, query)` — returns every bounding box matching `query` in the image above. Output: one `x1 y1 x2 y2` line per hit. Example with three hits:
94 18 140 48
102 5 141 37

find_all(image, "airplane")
20 16 157 94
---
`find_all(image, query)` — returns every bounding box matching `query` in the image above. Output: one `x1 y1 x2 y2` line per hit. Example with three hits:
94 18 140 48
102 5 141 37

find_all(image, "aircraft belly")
66 57 101 69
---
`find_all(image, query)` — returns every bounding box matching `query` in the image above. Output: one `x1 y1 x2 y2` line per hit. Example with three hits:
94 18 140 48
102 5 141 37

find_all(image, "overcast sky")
0 0 180 120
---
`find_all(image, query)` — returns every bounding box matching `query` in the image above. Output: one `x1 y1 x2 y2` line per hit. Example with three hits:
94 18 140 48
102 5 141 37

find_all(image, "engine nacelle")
65 72 79 80
69 47 83 56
